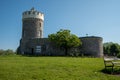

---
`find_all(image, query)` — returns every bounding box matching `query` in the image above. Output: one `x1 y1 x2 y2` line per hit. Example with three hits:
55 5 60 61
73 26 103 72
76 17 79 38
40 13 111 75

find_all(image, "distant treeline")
0 49 15 55
103 42 120 58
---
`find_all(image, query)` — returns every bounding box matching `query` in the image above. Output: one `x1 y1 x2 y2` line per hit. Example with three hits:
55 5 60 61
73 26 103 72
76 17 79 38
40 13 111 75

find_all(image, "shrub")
117 53 120 58
0 49 15 56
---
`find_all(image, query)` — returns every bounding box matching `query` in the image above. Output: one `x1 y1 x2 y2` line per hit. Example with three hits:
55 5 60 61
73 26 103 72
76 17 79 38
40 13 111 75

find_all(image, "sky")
0 0 120 51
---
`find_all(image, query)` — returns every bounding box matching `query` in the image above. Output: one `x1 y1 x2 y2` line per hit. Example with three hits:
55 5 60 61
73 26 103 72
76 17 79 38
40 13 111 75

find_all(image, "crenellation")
22 8 44 20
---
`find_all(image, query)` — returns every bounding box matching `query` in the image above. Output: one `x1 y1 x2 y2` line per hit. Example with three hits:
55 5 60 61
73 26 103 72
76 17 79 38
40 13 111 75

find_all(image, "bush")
103 42 120 56
117 53 120 58
0 49 15 56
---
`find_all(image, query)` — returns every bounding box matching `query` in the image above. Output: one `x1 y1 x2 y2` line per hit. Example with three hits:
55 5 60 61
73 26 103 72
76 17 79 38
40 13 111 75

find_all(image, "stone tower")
19 8 44 54
80 36 103 57
22 7 44 39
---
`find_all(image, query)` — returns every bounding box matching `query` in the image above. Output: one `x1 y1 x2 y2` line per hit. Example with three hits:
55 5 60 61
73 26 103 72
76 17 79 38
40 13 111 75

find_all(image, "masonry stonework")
80 37 103 57
18 8 103 57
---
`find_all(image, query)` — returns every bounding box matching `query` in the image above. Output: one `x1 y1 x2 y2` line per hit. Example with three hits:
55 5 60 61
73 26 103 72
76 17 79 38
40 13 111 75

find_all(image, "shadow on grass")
101 68 120 75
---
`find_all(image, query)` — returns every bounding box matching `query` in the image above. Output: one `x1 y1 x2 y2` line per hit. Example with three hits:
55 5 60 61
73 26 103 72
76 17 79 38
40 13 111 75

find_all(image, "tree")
48 29 82 56
0 49 15 55
110 44 120 56
103 42 120 56
103 43 111 55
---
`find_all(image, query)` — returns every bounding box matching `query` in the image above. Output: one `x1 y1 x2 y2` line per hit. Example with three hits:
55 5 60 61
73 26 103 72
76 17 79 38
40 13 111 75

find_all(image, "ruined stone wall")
18 36 103 57
19 38 65 56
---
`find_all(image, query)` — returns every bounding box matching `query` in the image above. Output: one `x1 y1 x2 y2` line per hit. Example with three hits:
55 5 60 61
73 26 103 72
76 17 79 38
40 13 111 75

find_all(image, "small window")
28 11 31 14
39 23 41 27
40 30 42 37
37 31 40 37
36 46 41 53
37 12 39 15
33 12 35 14
25 12 27 15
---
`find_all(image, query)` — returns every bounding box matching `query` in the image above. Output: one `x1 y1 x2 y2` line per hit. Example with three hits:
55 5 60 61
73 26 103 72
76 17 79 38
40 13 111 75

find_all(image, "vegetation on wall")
48 29 82 56
103 42 120 57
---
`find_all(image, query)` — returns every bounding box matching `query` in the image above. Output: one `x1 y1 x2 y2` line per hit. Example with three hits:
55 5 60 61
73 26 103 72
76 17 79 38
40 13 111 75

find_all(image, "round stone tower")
80 36 103 57
18 8 44 54
22 7 44 39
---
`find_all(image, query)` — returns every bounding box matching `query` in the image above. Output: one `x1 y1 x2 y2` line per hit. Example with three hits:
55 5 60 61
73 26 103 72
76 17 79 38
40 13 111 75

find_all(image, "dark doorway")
31 48 34 55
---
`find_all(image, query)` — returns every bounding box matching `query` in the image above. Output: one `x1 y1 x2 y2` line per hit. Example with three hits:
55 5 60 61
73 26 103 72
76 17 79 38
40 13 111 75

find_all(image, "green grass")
0 55 120 80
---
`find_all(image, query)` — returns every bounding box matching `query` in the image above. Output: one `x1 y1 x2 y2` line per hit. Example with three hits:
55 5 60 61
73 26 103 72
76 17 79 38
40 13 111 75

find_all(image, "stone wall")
18 36 103 57
19 38 65 56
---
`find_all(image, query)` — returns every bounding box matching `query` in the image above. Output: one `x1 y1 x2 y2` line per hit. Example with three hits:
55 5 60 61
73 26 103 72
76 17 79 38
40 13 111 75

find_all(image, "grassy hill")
0 55 119 80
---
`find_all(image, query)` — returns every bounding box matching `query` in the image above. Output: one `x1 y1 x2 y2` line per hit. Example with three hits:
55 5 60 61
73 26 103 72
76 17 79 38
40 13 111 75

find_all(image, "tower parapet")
22 8 44 21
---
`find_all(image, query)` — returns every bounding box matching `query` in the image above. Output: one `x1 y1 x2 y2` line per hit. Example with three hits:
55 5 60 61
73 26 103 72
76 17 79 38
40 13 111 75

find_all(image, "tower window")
25 12 27 15
37 12 39 15
37 31 40 37
40 30 42 37
33 12 35 14
28 11 31 14
39 23 41 27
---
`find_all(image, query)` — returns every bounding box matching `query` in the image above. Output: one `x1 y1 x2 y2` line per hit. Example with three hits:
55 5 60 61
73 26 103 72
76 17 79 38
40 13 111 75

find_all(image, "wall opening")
31 48 34 55
36 46 41 53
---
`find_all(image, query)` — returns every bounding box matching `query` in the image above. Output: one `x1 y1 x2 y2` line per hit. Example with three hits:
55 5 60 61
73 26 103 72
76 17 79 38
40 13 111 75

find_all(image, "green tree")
103 42 120 56
110 44 120 56
0 49 14 55
48 29 82 56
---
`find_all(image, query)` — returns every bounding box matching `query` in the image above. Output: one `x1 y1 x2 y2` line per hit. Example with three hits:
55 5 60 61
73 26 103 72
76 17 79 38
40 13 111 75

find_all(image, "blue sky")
0 0 120 51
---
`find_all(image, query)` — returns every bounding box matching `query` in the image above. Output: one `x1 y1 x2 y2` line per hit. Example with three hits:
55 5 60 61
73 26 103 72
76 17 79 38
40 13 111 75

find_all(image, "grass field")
0 55 120 80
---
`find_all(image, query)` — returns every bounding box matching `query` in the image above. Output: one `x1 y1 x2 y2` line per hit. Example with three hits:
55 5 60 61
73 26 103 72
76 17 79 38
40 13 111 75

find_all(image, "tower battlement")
22 8 44 21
